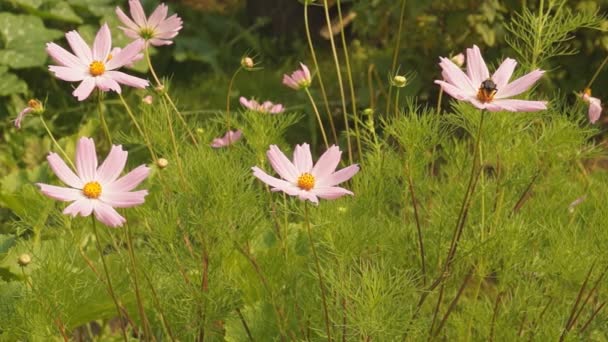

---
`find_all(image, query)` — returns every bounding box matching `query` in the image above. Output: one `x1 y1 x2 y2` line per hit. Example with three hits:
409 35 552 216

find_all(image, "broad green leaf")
0 66 27 96
0 13 62 69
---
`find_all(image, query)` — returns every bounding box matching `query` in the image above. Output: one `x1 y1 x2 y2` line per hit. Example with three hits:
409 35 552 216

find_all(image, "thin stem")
159 96 188 187
585 54 608 90
118 93 159 163
124 220 151 340
336 0 362 156
432 269 473 338
141 270 177 341
304 202 332 341
304 3 338 144
394 88 401 118
304 88 330 149
226 67 242 134
386 0 407 116
91 217 128 342
144 47 199 145
39 117 75 170
98 91 112 144
436 88 444 115
322 0 353 164
406 164 426 285
236 308 255 341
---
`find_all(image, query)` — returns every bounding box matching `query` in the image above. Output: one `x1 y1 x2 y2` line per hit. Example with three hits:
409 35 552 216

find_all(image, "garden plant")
2 0 608 340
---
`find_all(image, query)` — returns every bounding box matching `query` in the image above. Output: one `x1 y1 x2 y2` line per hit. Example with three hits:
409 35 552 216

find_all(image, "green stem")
336 0 362 156
144 47 199 145
304 202 332 341
304 88 330 149
394 88 401 118
226 67 242 134
160 96 188 187
386 0 407 116
586 54 608 90
124 220 151 340
118 93 158 163
322 0 353 164
91 217 129 342
97 91 112 144
304 3 338 144
39 117 75 171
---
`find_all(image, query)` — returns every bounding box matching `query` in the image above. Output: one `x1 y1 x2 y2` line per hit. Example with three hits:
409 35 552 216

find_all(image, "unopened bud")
142 95 153 105
451 53 465 67
196 128 204 134
241 57 254 69
155 85 165 93
28 99 44 114
18 254 31 267
363 108 374 116
157 158 168 169
392 75 407 88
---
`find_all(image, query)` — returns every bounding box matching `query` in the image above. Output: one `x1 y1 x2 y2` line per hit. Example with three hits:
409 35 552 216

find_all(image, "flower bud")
28 99 44 114
450 53 465 67
157 158 169 169
241 57 254 70
392 75 407 88
363 108 374 116
18 254 31 267
142 95 153 105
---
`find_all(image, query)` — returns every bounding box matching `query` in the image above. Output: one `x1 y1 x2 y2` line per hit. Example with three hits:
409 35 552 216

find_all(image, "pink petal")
147 3 168 28
63 199 94 217
438 57 477 94
311 145 341 178
97 145 128 184
75 137 98 182
148 38 173 46
267 145 299 182
93 201 126 227
211 130 242 148
105 71 148 89
293 143 313 173
116 6 140 31
108 165 150 192
14 107 32 129
466 45 490 86
129 0 147 27
65 31 92 63
587 97 602 124
252 167 300 196
153 30 179 40
156 14 182 34
46 43 84 68
73 78 96 101
95 76 122 93
312 186 354 200
434 80 472 101
495 70 544 99
240 97 255 110
317 164 359 187
49 66 87 82
122 28 141 40
100 190 148 208
300 63 311 82
47 152 83 188
298 191 318 204
105 39 145 70
491 99 548 112
282 75 299 90
92 24 112 62
491 58 517 90
37 183 84 202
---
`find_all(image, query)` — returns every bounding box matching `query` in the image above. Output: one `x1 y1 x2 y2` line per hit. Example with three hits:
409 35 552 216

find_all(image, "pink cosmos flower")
582 89 602 124
116 0 183 46
283 63 312 90
252 144 359 204
46 24 148 101
211 130 242 148
37 137 150 228
435 45 547 112
14 99 43 129
239 97 285 114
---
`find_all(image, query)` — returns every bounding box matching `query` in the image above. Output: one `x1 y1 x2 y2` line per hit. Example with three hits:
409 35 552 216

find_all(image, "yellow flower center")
83 181 102 199
584 88 592 97
89 61 105 76
297 173 315 191
477 79 497 103
139 27 155 40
